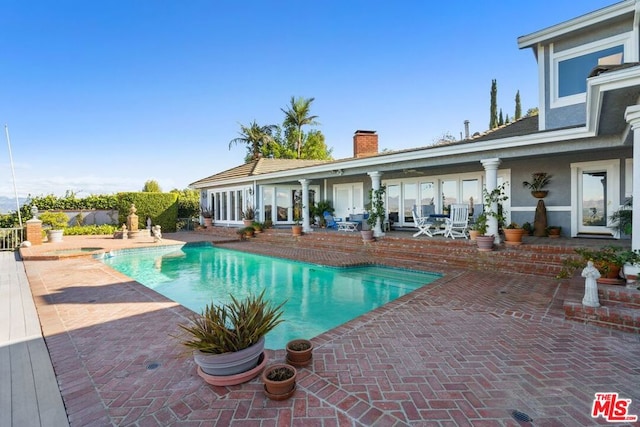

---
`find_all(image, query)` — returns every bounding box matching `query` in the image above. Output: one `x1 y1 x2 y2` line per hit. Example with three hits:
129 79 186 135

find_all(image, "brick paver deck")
17 232 640 426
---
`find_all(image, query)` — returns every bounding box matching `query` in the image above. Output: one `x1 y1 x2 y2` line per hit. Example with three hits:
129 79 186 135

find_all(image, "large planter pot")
262 363 297 400
243 219 253 227
193 336 265 376
622 263 640 288
197 352 267 386
291 225 303 236
361 230 374 242
47 229 64 243
286 339 313 367
476 235 494 252
204 218 213 228
503 228 524 246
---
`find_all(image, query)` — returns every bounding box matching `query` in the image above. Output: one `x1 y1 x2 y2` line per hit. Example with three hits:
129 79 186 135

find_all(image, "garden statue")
581 260 601 307
152 225 162 242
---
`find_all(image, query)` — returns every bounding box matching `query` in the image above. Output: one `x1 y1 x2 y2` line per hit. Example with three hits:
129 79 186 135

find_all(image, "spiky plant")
177 290 286 354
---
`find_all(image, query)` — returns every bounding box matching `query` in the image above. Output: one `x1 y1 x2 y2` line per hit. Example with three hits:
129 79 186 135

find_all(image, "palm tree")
281 96 319 159
229 121 278 161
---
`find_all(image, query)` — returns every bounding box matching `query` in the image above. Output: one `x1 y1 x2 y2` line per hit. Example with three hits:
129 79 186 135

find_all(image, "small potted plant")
363 186 386 240
286 339 313 367
503 222 525 245
474 213 494 251
522 222 533 236
522 172 552 198
39 211 69 243
252 221 264 233
241 207 255 226
560 246 626 284
201 209 213 228
262 363 297 400
176 290 285 386
546 225 561 238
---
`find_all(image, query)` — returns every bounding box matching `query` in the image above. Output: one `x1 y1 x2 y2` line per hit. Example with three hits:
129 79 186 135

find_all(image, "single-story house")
191 0 640 250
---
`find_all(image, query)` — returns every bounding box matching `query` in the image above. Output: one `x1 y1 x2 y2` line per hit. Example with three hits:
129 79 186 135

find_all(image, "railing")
0 227 24 251
176 217 200 231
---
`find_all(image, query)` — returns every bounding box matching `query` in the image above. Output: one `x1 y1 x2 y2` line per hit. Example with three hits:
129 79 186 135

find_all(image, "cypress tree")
498 109 504 126
515 90 522 120
489 79 498 129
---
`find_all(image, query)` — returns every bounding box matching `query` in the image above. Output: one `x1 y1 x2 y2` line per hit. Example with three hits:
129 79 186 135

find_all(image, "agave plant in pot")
177 290 286 386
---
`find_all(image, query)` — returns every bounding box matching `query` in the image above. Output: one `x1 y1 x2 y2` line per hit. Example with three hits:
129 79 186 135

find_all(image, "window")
550 33 630 108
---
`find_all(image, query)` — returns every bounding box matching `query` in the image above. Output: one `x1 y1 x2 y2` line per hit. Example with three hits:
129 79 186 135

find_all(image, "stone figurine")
581 260 601 307
152 225 162 243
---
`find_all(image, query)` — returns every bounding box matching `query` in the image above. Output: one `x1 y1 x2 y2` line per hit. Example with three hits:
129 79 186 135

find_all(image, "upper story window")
550 32 631 108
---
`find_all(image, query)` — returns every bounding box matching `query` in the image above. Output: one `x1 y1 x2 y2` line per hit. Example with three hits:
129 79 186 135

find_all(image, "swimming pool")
100 244 440 349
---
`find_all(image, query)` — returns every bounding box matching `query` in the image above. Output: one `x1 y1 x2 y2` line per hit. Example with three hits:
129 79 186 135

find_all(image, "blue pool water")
100 244 440 349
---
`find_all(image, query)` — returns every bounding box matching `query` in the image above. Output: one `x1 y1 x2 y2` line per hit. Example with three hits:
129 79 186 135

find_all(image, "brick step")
564 301 640 333
563 276 640 333
599 285 640 308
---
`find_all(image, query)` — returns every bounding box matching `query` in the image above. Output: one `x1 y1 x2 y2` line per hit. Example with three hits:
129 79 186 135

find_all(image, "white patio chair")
412 205 435 237
443 204 470 239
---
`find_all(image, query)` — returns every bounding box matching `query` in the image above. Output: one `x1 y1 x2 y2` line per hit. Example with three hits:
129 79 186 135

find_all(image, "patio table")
337 221 358 232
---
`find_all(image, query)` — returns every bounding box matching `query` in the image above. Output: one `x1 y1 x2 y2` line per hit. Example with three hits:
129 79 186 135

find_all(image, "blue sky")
0 0 614 199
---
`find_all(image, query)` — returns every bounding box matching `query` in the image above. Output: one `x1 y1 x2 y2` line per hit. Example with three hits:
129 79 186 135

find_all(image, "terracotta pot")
243 220 253 227
286 339 313 367
291 225 303 236
503 228 524 246
531 190 548 198
468 230 480 241
204 218 213 228
476 235 494 252
547 227 561 238
262 364 297 400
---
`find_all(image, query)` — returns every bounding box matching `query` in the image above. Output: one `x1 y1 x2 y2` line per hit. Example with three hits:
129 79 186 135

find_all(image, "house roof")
190 158 329 187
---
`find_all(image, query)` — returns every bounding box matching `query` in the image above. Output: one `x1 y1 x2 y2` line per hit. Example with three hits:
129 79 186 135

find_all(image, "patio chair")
412 205 435 237
323 211 338 229
443 204 470 239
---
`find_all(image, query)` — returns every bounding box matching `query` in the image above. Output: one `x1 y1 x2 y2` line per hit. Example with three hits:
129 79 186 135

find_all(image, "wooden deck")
0 252 68 427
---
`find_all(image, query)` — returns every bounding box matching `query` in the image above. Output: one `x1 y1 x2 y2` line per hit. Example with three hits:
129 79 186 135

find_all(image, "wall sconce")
248 187 254 196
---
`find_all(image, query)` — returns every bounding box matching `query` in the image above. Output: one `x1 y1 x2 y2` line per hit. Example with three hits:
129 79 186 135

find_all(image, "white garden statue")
152 225 162 243
581 260 601 308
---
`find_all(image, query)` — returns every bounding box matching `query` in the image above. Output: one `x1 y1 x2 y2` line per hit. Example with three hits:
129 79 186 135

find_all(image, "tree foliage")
489 79 498 129
281 96 320 159
171 188 200 218
229 120 278 162
515 90 522 120
142 180 162 192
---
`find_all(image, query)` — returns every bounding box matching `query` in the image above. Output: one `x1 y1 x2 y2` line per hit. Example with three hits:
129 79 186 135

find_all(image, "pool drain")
146 362 160 370
511 410 533 423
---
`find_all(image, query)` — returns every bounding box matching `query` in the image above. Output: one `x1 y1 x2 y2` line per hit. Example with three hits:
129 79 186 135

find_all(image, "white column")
299 179 312 233
481 158 501 244
625 105 640 251
368 171 384 237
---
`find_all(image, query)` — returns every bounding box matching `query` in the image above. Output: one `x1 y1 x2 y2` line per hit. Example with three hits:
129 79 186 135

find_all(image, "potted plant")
176 290 286 385
241 207 255 226
252 221 264 233
560 246 626 284
620 249 640 288
522 172 552 198
311 200 334 227
503 222 525 245
363 186 386 240
286 339 313 367
39 211 69 243
291 218 303 236
473 213 494 251
262 363 297 400
201 209 213 228
522 222 533 236
609 197 632 237
546 225 561 238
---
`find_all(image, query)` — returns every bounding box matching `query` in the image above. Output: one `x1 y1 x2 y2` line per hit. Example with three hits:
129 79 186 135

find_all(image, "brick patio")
18 230 640 426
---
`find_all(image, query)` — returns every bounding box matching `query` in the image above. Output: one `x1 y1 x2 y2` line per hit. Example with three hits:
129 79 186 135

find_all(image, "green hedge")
65 225 118 235
117 192 179 232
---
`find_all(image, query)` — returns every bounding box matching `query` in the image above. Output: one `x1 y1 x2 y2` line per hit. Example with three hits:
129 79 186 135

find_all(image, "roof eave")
517 0 635 49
